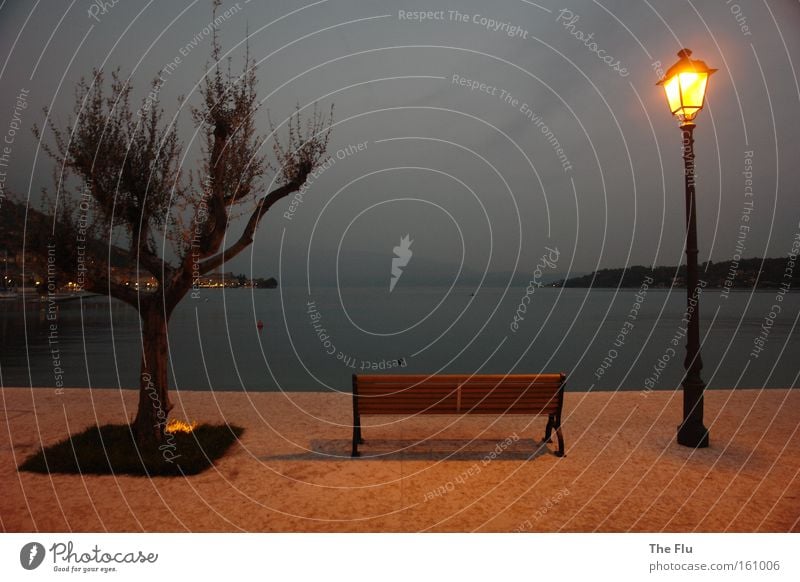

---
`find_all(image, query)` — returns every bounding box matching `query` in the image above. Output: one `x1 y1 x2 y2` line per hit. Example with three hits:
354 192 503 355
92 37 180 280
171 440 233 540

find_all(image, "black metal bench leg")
351 375 362 457
554 425 565 457
351 416 362 457
543 414 554 444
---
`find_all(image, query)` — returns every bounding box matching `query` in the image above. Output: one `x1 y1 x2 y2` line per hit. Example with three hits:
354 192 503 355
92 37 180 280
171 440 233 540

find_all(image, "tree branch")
197 182 296 274
135 245 169 281
84 275 145 310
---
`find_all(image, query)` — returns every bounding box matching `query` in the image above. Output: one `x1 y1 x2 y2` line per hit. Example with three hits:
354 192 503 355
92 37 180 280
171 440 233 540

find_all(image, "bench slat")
357 374 563 380
358 397 559 414
358 386 558 394
358 383 562 391
358 405 559 412
358 389 560 399
357 391 560 401
357 383 561 391
359 398 558 414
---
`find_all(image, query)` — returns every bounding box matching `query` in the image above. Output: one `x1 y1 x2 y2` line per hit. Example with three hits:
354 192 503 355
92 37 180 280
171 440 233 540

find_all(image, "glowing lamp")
657 49 716 124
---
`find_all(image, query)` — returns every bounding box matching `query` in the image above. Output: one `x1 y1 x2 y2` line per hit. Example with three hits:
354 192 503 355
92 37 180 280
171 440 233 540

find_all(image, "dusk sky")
1 0 798 279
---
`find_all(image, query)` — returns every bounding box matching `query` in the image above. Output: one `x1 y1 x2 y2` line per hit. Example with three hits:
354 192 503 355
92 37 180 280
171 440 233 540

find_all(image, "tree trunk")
133 306 173 450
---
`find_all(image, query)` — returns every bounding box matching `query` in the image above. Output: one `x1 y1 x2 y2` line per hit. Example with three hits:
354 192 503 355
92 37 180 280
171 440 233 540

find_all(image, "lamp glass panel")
680 106 701 120
664 76 682 114
678 72 708 110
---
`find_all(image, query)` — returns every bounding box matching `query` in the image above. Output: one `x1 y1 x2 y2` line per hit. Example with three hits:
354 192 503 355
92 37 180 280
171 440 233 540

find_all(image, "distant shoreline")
554 257 797 290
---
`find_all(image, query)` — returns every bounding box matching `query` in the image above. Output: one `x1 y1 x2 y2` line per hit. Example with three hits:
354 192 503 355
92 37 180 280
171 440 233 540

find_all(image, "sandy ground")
1 386 798 532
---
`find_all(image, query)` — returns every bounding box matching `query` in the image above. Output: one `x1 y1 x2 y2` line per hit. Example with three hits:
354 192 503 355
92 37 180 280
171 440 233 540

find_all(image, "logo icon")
390 234 413 292
20 542 45 570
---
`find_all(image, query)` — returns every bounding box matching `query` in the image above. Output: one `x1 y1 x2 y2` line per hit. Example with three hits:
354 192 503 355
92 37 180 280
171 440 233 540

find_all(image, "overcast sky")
1 0 798 280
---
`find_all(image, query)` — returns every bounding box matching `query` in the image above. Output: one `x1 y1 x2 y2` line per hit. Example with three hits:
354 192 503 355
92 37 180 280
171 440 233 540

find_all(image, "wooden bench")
351 373 566 457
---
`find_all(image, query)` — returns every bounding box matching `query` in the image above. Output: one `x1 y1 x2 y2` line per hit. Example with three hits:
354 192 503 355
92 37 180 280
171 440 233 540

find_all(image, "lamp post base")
677 421 709 448
677 375 709 448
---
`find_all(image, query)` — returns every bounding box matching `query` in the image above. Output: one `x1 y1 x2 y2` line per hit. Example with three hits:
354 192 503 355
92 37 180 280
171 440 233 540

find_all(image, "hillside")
556 257 797 289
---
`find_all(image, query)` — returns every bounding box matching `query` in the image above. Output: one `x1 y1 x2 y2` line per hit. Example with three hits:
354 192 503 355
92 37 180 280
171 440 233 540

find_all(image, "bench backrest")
353 373 565 416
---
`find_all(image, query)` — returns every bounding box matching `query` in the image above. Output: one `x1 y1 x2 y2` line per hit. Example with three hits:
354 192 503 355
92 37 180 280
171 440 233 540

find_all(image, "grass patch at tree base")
18 423 244 477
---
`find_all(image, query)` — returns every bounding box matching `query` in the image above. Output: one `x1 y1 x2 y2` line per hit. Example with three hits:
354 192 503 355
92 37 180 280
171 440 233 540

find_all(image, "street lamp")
657 48 716 448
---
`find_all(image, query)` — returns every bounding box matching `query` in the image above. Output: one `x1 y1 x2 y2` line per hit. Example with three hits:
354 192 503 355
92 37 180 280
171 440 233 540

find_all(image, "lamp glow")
657 49 716 123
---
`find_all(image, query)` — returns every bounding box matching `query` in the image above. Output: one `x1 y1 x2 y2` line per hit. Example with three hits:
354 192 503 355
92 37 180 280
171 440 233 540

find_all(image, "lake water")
1 286 797 392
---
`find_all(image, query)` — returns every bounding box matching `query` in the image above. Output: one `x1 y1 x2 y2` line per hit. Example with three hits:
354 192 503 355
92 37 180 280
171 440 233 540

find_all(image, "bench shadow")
259 438 555 461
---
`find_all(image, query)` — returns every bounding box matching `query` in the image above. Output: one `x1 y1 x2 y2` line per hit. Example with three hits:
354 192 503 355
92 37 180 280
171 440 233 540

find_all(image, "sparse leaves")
269 103 334 188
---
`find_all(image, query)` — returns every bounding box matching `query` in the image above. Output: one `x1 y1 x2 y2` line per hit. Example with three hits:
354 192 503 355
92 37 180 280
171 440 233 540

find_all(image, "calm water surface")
1 287 797 392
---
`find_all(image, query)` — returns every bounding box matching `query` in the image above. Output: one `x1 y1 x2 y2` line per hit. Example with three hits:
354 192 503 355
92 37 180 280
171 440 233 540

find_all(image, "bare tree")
32 4 333 448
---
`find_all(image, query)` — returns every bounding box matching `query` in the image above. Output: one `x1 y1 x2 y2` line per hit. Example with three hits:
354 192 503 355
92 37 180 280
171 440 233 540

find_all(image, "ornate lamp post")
657 49 717 448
